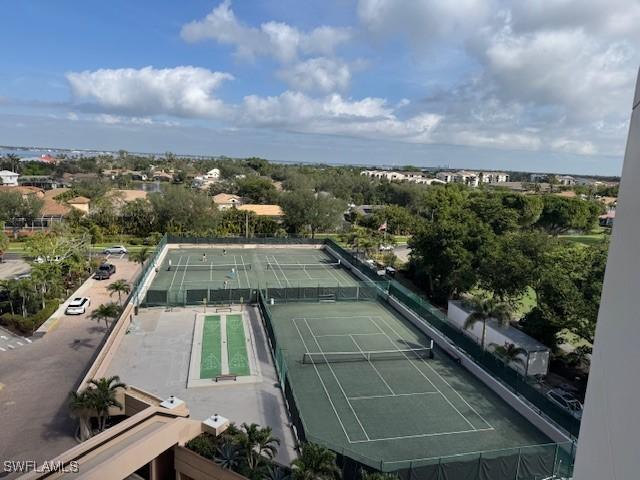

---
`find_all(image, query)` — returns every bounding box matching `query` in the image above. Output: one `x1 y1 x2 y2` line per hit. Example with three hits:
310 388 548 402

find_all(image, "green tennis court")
226 314 250 376
266 300 557 469
145 247 361 306
200 315 222 379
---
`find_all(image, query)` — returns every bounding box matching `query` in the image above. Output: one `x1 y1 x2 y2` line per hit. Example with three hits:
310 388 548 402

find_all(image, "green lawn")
559 227 608 246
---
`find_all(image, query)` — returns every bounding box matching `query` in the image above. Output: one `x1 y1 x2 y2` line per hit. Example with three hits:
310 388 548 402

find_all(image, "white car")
103 245 128 255
65 297 91 315
546 388 583 420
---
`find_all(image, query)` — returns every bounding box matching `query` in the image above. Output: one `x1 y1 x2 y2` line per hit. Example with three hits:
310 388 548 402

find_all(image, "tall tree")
107 280 131 305
87 376 126 432
280 191 345 238
291 443 340 480
463 295 513 349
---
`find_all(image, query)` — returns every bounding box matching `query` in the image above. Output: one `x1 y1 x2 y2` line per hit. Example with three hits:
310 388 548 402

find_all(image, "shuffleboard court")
265 300 557 469
226 314 250 376
200 315 222 379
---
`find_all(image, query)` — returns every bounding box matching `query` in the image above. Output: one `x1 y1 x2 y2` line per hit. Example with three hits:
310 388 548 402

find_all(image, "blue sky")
1 0 638 175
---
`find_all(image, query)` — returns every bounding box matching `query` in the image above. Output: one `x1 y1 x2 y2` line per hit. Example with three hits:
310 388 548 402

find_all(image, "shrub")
1 300 59 335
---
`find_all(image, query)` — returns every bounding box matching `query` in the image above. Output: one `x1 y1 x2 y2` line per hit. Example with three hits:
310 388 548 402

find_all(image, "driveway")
393 245 410 264
0 257 139 478
0 259 31 281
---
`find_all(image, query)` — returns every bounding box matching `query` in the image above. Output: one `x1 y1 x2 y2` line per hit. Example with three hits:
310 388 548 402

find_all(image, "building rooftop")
237 204 284 216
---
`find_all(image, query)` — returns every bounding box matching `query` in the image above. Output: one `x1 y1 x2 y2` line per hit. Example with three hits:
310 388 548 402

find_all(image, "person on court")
168 259 172 271
202 252 207 262
223 248 227 256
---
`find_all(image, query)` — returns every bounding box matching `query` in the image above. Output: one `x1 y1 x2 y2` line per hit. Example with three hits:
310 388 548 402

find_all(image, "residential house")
67 196 91 214
106 189 149 211
360 170 406 182
42 188 72 220
193 169 221 190
352 204 384 217
480 172 510 183
237 204 284 220
19 175 66 190
0 170 19 186
599 210 615 227
530 173 549 182
0 185 44 198
213 193 243 210
556 175 576 186
152 171 173 182
19 153 58 164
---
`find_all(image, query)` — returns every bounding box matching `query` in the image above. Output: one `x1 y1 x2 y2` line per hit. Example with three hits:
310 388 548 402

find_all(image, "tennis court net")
302 344 434 364
168 263 252 272
266 262 341 271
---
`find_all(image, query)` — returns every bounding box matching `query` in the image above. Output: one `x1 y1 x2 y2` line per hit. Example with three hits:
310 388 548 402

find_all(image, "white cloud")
278 58 351 93
67 66 232 118
181 1 351 63
358 0 492 46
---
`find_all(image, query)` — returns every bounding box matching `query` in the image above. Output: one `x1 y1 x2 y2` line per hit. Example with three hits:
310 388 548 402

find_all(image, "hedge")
1 300 60 335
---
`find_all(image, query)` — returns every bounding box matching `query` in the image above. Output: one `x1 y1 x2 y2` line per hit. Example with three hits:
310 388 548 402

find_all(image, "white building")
360 170 441 184
556 175 576 186
436 170 508 187
572 67 640 480
447 300 550 377
0 170 19 186
203 168 220 180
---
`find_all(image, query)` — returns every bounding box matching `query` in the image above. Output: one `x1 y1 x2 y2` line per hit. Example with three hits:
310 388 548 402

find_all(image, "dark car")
94 263 116 280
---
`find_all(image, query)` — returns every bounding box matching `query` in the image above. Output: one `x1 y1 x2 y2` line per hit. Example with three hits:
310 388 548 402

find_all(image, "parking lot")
0 256 139 478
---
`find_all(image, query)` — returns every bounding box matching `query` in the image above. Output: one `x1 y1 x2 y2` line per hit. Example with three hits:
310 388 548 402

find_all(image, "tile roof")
237 204 284 217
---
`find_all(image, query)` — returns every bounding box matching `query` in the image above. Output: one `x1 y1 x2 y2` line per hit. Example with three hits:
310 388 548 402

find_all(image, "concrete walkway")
0 258 139 479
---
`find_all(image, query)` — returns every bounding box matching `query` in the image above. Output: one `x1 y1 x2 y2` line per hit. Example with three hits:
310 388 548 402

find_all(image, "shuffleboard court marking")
374 315 494 430
367 315 478 431
292 318 354 443
349 334 395 395
300 317 371 441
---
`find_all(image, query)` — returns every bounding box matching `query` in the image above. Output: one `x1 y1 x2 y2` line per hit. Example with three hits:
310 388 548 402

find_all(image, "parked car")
546 388 583 420
103 245 128 255
34 255 62 264
379 244 394 252
94 263 116 280
65 297 91 315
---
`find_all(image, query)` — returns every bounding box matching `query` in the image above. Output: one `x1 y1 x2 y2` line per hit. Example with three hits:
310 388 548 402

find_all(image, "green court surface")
200 315 222 379
267 300 555 468
148 247 359 296
226 314 250 376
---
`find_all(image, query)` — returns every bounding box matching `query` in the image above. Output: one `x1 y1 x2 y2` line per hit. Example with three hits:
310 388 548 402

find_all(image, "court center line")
267 255 283 288
233 255 242 289
240 254 251 289
291 318 353 443
272 256 291 287
167 255 184 292
375 315 494 430
348 391 440 401
296 258 314 281
348 335 395 395
350 427 495 444
178 255 190 294
367 316 477 431
300 317 371 441
314 332 386 338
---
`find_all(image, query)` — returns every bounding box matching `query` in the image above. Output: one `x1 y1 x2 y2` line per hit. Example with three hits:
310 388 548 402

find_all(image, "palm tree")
240 423 280 472
68 390 96 441
463 295 512 350
90 302 121 328
130 246 151 266
291 443 340 480
107 279 130 305
215 439 242 470
266 465 292 480
361 472 398 480
13 278 35 318
489 343 527 370
87 376 126 432
0 230 9 263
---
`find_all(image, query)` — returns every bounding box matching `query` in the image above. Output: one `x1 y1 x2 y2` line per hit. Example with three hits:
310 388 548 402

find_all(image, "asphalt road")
0 258 139 478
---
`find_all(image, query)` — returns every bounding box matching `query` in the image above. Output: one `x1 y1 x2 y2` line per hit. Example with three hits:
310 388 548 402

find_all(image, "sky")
0 0 638 175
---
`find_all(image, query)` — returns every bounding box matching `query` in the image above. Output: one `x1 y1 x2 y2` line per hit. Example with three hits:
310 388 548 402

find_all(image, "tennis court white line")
267 255 284 288
232 255 243 289
178 255 190 293
350 427 495 444
349 335 395 395
314 332 386 338
299 317 371 441
291 318 354 443
348 391 440 401
240 254 251 288
271 256 291 287
375 315 494 430
296 258 314 281
167 255 184 291
368 316 478 431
